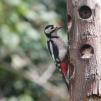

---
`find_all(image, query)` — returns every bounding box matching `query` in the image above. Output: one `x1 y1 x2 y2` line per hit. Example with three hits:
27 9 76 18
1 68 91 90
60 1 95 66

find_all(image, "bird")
44 24 70 89
80 45 93 59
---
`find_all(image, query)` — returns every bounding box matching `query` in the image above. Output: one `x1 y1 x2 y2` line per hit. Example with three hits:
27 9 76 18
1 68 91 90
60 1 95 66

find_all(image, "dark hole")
80 44 94 59
78 5 92 19
68 15 72 23
69 63 75 78
67 14 72 31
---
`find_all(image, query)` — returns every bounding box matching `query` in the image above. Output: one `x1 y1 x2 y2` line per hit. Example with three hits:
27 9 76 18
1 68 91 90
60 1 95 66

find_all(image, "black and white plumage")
44 25 70 88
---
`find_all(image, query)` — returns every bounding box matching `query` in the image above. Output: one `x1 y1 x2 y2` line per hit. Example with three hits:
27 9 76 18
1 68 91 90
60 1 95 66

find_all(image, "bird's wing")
47 40 60 62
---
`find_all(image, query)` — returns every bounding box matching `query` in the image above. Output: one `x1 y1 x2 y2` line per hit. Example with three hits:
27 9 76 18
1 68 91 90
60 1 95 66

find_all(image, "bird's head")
44 25 63 38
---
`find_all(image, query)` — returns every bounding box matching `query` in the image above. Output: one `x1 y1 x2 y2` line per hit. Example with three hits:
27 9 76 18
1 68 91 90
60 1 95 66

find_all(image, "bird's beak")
55 26 63 30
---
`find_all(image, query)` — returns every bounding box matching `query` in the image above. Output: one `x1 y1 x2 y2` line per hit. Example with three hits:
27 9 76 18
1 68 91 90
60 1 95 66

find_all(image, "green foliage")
0 0 67 101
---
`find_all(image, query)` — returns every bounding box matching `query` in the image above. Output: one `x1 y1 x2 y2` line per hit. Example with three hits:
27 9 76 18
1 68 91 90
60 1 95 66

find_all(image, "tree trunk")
66 0 101 101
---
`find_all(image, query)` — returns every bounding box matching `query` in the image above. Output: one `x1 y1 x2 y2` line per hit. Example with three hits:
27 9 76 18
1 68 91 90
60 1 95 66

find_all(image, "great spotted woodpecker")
44 25 70 88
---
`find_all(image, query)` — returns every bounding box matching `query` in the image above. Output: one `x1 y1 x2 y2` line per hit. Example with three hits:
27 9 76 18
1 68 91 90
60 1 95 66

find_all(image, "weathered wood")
66 0 101 101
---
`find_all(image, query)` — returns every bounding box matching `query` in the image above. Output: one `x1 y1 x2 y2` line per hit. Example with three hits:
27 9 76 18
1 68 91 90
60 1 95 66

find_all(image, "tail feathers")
60 62 70 89
55 61 75 89
62 74 70 89
60 62 75 90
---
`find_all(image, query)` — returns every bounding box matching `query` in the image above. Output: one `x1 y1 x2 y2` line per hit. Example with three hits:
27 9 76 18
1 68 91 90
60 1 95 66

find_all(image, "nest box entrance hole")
78 5 92 19
80 44 94 59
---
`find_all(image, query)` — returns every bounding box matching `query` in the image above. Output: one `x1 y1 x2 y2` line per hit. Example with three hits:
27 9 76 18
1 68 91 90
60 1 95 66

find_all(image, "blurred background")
0 0 68 101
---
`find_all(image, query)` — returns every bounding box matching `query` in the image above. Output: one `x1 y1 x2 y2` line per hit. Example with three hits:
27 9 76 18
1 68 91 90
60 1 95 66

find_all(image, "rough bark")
66 0 101 101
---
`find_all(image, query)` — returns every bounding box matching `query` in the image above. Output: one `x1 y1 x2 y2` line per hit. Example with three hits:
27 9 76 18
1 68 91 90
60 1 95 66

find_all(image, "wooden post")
66 0 101 101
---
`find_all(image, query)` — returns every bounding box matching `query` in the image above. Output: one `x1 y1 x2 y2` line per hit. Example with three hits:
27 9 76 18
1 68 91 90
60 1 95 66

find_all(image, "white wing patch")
49 42 55 61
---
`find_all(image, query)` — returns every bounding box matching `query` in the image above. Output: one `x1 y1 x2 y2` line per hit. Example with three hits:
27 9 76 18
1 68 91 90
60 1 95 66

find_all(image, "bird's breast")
53 38 67 60
59 48 67 60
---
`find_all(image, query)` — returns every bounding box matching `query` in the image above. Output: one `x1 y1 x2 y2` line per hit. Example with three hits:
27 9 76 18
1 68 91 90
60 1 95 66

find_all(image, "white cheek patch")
45 28 51 34
45 28 54 34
